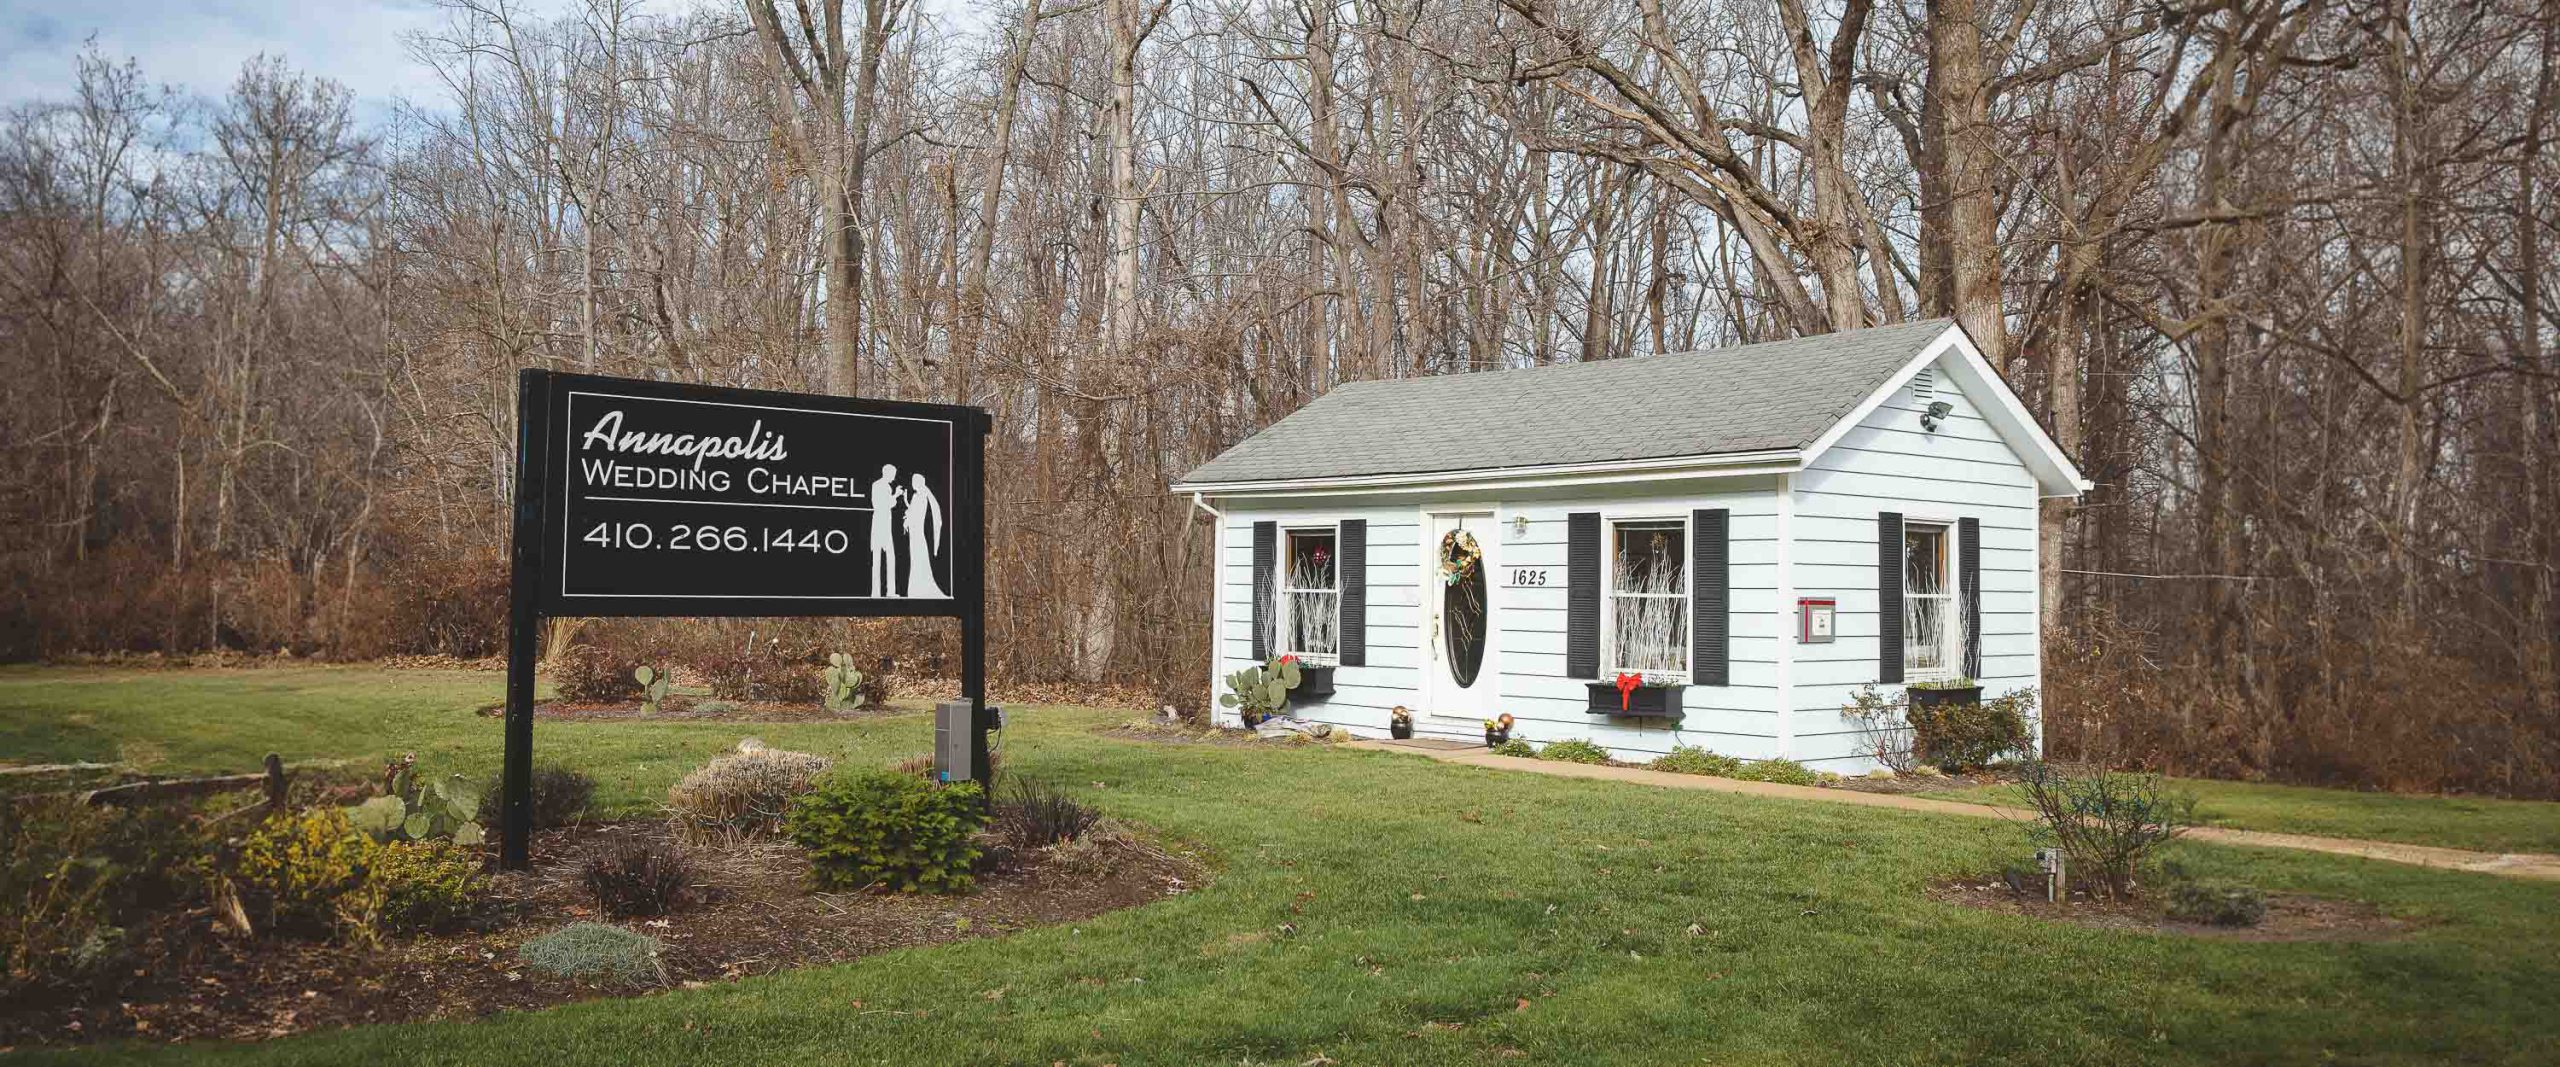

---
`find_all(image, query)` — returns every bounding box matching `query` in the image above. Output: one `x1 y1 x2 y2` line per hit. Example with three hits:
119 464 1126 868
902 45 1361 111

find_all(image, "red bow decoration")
1615 673 1643 711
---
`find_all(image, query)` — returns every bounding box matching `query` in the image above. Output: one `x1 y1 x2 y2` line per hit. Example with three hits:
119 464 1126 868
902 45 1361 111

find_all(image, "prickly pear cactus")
1217 657 1303 724
354 770 484 843
350 794 406 838
634 665 671 715
822 652 865 711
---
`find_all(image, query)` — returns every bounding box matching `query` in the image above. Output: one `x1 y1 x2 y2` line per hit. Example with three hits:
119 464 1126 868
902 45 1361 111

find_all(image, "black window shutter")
1338 520 1367 667
1566 512 1602 679
1959 517 1982 679
1250 521 1276 662
1878 512 1904 684
1692 509 1729 685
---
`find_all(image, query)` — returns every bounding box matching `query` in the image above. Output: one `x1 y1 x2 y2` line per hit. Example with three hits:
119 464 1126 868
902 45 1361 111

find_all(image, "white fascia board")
1798 322 2092 499
1170 450 1803 499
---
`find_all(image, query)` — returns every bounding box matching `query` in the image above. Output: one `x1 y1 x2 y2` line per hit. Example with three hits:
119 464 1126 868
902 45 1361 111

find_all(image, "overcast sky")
0 0 986 123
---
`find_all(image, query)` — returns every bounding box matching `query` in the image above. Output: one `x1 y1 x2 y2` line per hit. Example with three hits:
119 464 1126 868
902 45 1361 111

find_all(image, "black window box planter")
1907 684 1983 709
1287 665 1337 705
1585 682 1684 720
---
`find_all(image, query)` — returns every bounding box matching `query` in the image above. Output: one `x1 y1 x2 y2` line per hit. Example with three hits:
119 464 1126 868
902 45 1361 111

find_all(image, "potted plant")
1484 713 1514 747
1219 655 1302 727
1907 676 1983 710
1282 653 1336 704
1586 673 1684 720
1389 706 1414 740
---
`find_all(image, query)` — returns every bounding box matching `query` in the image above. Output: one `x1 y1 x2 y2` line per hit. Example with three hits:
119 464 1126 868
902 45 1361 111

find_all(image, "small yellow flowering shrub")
236 807 373 936
235 808 484 940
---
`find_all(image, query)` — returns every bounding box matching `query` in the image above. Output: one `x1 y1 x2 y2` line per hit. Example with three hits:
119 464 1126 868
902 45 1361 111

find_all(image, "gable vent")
1909 369 1937 401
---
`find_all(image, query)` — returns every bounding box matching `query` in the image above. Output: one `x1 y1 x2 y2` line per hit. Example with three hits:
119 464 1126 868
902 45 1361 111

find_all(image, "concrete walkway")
1341 739 2560 883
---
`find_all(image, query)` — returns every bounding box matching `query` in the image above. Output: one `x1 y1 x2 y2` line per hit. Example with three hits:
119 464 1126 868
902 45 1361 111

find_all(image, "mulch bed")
1 821 1202 1051
505 698 905 723
1824 768 2017 795
1094 720 1277 747
1928 875 2413 942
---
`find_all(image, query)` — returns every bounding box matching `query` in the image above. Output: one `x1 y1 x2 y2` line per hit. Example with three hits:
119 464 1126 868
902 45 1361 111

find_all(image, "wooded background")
3 0 2553 795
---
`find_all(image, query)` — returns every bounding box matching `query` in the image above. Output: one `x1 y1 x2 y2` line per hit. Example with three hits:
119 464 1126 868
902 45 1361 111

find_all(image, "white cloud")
3 0 465 119
0 0 999 124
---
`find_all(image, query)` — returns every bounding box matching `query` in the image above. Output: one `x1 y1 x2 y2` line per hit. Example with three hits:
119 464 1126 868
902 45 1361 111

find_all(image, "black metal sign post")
499 369 991 870
500 371 552 871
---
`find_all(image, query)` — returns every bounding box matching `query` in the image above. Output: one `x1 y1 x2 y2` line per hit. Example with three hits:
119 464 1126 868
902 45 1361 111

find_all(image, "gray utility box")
934 700 1002 786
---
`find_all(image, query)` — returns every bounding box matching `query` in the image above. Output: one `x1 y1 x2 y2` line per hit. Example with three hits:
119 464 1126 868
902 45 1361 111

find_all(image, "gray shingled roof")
1177 319 1956 487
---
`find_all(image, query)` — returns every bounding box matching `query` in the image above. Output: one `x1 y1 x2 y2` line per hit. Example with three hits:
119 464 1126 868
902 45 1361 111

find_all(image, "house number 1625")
1507 568 1551 587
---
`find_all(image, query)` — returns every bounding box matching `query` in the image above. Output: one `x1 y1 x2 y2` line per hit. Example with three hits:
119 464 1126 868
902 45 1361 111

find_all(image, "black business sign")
522 371 985 618
499 370 989 868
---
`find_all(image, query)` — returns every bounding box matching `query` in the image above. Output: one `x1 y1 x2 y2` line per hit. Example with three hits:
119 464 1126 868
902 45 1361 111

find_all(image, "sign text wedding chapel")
499 370 990 867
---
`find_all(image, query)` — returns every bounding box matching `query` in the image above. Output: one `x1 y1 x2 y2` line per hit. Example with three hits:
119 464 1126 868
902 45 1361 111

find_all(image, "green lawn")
4 665 2559 1065
1935 775 2560 855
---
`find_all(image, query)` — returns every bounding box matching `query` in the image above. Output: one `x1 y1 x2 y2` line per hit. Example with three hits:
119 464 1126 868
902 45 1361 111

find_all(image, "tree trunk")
1775 0 1873 331
2384 0 2431 625
2518 11 2558 718
1921 0 2007 363
951 0 1045 403
1105 0 1145 357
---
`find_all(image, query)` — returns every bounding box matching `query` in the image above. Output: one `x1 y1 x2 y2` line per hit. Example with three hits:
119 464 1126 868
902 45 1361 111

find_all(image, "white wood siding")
1488 483 1784 760
1787 356 2044 769
1213 483 1789 758
1216 505 1425 733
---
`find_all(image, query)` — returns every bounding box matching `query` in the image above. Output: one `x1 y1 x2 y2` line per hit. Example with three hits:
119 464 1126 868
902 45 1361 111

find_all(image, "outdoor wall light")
1920 400 1953 433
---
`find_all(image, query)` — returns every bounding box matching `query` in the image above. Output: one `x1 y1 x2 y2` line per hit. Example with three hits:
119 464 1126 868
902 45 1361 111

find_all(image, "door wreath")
1437 530 1481 586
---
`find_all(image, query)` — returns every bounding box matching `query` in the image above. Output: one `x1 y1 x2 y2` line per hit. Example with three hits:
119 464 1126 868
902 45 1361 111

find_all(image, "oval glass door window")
1439 530 1488 688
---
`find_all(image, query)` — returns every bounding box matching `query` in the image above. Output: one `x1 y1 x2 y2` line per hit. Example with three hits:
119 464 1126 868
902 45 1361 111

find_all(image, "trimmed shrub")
1538 739 1612 764
1651 746 1743 776
2016 761 2194 899
477 765 597 831
235 807 375 936
786 771 987 893
519 922 663 985
1488 739 1537 758
993 778 1103 849
2166 880 2268 927
551 645 643 703
1730 759 1821 786
666 747 831 842
1909 688 2037 771
583 844 695 919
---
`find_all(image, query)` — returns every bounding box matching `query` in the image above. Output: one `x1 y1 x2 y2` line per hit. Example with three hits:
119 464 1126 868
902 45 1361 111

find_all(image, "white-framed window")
1605 517 1689 679
1279 526 1340 662
1903 521 1962 677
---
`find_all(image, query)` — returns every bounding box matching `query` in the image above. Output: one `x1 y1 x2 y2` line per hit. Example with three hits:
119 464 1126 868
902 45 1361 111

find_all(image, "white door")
1423 512 1498 725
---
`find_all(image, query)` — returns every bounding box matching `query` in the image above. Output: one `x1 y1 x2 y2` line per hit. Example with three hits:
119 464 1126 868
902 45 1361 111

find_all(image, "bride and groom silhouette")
866 464 945 598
